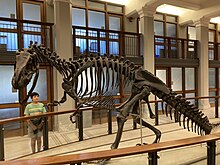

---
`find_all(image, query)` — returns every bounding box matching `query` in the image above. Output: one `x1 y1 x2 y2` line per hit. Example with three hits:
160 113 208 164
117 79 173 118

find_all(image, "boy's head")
30 92 39 99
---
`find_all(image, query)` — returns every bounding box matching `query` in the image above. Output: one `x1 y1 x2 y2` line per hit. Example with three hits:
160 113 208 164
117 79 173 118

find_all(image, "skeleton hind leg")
134 116 161 143
111 87 152 149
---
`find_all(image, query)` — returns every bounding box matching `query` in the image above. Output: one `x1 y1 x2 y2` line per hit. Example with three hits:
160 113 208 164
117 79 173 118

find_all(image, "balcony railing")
0 17 54 57
72 26 141 58
155 35 198 59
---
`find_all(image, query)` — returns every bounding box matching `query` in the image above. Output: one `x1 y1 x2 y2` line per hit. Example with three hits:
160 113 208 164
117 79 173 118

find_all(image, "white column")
53 0 75 131
138 6 156 73
195 17 210 110
138 6 156 118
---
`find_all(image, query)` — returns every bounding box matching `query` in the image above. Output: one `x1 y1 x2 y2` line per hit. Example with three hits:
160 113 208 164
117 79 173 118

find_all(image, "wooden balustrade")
0 95 220 162
1 133 220 165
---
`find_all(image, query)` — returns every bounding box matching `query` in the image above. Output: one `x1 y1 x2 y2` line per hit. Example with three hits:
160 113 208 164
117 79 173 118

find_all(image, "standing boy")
24 92 46 153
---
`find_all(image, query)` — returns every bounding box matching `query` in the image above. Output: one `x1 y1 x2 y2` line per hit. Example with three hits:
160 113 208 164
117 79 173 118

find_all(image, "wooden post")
148 152 158 165
0 124 4 161
207 141 216 165
108 110 112 134
43 117 49 150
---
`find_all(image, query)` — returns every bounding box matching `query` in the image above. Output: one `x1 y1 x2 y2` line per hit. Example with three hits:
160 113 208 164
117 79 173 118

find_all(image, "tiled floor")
2 110 220 165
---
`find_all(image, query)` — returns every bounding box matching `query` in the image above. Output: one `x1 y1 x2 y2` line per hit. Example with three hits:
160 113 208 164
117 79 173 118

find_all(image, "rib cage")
28 45 213 135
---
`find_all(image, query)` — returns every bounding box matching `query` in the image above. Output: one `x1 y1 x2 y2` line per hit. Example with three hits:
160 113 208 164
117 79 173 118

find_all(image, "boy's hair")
30 92 39 99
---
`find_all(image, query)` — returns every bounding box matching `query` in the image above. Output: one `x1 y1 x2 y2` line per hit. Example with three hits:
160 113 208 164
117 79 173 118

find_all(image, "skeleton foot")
149 113 156 119
98 158 110 165
153 132 161 143
136 142 147 146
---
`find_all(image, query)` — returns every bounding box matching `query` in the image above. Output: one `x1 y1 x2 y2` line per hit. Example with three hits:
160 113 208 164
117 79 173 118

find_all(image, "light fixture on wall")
128 17 134 22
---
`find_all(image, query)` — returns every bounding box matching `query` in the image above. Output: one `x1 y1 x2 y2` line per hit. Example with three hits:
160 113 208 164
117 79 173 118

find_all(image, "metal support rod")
207 141 216 165
215 98 219 118
148 152 158 165
78 111 83 141
43 117 49 150
0 124 4 161
139 100 143 145
155 103 159 126
107 110 112 134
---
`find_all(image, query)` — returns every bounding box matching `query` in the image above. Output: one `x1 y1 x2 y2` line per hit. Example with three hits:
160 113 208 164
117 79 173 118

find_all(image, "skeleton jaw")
12 70 33 89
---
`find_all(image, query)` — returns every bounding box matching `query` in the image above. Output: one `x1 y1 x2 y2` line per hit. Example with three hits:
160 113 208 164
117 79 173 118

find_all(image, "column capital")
138 6 156 18
194 17 210 27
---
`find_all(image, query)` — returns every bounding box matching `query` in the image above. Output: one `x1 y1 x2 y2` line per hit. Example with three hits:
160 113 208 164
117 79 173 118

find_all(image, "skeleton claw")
47 100 60 106
70 111 78 124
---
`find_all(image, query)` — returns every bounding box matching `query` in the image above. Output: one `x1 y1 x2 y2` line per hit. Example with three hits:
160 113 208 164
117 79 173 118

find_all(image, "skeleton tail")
153 90 213 135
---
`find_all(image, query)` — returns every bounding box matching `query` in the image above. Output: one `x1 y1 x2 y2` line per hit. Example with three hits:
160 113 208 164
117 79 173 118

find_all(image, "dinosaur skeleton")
12 43 216 153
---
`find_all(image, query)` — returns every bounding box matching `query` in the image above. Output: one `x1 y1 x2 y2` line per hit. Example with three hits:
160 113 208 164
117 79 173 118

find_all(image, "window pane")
72 8 86 27
166 23 176 37
0 0 16 18
185 68 195 90
88 30 97 37
209 31 215 42
23 3 41 21
155 45 165 58
156 69 166 84
109 32 119 39
88 1 105 10
88 10 105 29
154 13 163 21
188 26 196 40
209 68 216 88
209 24 216 29
27 69 47 102
109 16 121 31
209 49 214 60
72 0 85 6
107 5 123 13
171 68 182 91
156 69 167 110
170 46 177 58
0 108 20 130
209 91 216 103
0 65 18 104
23 34 41 48
185 93 195 105
0 32 18 51
154 21 164 36
166 15 177 23
89 39 97 53
23 23 41 32
109 42 119 55
100 40 106 55
75 38 86 53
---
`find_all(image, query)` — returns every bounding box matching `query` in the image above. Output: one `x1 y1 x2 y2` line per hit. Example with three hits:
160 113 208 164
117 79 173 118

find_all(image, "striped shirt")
24 103 46 116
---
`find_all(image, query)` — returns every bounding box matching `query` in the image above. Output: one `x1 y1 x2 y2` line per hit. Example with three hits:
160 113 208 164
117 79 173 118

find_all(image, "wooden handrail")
1 95 220 125
1 133 220 165
0 109 77 125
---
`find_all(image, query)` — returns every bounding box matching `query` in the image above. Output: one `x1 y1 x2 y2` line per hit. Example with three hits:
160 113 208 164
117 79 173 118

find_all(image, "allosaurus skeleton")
11 43 219 162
